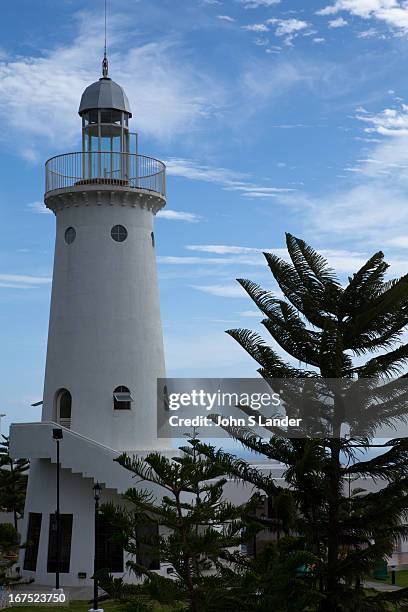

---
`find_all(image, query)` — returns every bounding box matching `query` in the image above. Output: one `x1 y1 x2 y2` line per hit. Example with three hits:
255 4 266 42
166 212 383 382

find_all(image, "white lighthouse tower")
10 56 171 586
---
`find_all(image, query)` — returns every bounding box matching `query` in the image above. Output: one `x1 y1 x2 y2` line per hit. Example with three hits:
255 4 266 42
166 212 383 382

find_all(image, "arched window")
113 386 132 410
56 389 72 429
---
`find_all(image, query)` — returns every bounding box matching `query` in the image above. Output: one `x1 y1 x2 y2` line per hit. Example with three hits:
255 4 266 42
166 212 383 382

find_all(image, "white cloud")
192 284 249 298
317 0 396 17
0 274 51 289
238 310 263 317
165 158 293 198
241 17 312 46
217 15 235 22
317 1 408 32
186 244 264 254
386 236 408 248
158 256 263 266
164 330 254 377
159 245 368 275
328 17 349 27
27 201 52 215
0 11 224 158
355 104 408 135
313 37 326 43
290 113 408 246
268 18 309 36
357 27 380 37
240 0 281 7
224 184 294 195
267 18 310 44
157 210 202 222
166 158 244 183
240 56 345 108
242 23 270 32
185 244 287 255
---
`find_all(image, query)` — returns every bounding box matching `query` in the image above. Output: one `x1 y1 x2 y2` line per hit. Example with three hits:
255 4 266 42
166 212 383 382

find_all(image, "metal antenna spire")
102 0 109 78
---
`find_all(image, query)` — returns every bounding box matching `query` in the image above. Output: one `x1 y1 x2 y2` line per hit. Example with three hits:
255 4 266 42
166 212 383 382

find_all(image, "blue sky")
3 0 408 435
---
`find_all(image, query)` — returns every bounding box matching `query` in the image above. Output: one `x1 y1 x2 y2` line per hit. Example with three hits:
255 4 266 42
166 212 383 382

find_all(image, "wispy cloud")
328 17 348 27
217 15 235 22
192 284 248 297
239 0 281 7
27 201 52 215
240 56 344 106
185 244 288 255
158 256 263 265
242 23 269 32
355 104 408 136
386 236 408 248
166 157 293 198
242 17 311 45
159 244 369 275
317 1 408 33
157 210 202 222
186 244 266 254
0 274 52 289
0 11 224 157
290 107 408 246
357 28 380 38
267 18 311 45
165 330 254 377
166 158 244 183
238 310 263 317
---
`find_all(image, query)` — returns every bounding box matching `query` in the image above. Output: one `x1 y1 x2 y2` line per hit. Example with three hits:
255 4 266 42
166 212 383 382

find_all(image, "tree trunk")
323 438 341 611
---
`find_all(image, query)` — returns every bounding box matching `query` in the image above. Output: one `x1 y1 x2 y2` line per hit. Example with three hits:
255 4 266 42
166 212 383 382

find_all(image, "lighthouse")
10 56 171 586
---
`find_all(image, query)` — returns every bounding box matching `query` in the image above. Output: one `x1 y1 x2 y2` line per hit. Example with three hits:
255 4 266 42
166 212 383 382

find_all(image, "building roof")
78 77 132 117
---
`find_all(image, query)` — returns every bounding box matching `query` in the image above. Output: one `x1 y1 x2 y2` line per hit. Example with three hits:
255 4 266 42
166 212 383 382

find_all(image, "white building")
10 57 172 587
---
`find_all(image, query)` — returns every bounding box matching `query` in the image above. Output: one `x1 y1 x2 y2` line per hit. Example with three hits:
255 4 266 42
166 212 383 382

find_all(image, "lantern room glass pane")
88 110 98 124
112 110 122 124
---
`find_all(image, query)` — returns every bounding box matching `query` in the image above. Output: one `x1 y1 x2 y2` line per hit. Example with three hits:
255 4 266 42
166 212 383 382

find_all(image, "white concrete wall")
41 188 169 451
19 459 173 587
20 459 132 587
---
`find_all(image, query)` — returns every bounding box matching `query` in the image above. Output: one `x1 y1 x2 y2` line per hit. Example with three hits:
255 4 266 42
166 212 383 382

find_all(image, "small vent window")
151 232 155 248
113 386 132 410
64 227 76 245
111 225 128 243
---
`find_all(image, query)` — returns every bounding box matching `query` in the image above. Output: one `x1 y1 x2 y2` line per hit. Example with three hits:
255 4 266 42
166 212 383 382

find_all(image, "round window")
111 225 128 242
64 227 76 244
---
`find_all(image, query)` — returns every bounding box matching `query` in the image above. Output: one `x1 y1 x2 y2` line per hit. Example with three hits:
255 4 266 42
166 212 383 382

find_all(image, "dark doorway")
47 514 73 573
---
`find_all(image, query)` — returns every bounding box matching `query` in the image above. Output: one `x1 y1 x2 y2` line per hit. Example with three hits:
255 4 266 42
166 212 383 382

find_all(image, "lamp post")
90 482 103 612
52 428 63 591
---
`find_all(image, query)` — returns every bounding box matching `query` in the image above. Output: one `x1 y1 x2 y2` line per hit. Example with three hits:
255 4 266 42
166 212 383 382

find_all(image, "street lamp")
90 482 103 612
52 428 63 591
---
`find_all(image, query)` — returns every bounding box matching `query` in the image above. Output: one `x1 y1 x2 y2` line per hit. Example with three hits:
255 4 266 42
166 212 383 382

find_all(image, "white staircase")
9 421 167 496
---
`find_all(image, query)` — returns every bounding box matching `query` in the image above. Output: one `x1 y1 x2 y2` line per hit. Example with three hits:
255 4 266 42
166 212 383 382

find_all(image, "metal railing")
45 152 166 197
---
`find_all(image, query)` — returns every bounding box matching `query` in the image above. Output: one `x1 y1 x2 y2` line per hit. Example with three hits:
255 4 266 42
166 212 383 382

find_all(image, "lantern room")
78 68 137 182
79 76 135 153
